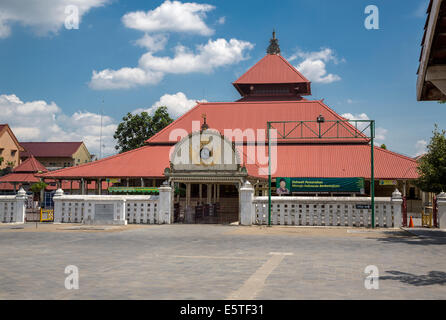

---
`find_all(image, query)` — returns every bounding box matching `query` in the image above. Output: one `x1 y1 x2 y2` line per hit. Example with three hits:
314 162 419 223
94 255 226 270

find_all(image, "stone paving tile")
0 224 445 299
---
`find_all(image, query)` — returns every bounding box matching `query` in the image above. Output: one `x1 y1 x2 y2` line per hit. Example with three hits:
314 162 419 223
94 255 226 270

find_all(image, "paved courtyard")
0 223 445 299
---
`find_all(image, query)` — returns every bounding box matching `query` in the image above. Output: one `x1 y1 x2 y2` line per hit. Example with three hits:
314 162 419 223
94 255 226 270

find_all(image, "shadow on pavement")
367 229 446 246
380 270 446 286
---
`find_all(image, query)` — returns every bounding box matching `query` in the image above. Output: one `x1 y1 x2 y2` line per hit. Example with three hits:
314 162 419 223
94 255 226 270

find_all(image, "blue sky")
0 0 443 158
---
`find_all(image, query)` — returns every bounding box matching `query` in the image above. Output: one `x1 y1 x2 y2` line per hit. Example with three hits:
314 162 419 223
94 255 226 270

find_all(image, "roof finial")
267 29 280 55
201 113 209 130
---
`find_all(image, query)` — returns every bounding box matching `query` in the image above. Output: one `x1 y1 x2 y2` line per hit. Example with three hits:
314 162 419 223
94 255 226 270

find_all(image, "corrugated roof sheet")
233 54 310 84
147 100 367 144
39 143 418 180
13 156 47 173
39 146 171 179
20 142 83 158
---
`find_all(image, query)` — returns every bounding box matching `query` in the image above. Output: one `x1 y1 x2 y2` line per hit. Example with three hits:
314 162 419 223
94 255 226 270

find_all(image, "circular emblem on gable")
200 147 211 160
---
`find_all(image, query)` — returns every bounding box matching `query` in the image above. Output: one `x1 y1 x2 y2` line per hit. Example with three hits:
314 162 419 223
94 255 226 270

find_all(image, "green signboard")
108 187 159 194
276 177 365 194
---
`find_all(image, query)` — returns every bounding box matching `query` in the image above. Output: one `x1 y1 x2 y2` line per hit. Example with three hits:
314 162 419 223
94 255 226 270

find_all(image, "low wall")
53 185 172 225
252 195 403 228
0 188 27 224
238 182 404 228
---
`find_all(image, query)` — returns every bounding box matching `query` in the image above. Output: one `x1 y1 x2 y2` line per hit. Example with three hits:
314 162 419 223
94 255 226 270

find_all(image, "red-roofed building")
0 124 24 170
20 141 92 170
40 33 421 222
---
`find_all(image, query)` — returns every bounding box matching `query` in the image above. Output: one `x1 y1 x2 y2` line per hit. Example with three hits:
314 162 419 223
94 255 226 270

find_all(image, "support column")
81 178 85 195
199 184 202 204
186 183 191 207
240 181 255 225
392 189 403 228
207 184 212 204
98 178 102 195
437 192 446 229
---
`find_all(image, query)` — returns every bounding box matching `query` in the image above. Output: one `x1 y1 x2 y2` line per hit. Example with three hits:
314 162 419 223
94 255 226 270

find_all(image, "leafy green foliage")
114 107 173 153
416 125 446 193
380 144 387 150
30 181 48 193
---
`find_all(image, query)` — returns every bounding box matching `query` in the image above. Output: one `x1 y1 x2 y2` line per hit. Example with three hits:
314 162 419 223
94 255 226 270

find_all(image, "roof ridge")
374 146 419 163
147 102 203 143
277 54 310 83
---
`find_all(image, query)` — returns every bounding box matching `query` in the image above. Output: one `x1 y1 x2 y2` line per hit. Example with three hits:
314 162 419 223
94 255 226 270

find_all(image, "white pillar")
14 188 27 224
53 188 64 223
240 181 255 225
159 182 172 224
437 192 446 229
391 189 403 228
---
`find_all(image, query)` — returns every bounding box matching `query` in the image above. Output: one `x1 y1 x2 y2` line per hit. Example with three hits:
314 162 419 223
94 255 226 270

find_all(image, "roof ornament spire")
266 29 281 55
201 113 209 131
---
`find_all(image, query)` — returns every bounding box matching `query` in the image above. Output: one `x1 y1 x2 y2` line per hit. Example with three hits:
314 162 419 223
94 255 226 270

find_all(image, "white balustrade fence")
53 185 172 225
0 188 27 224
251 191 403 228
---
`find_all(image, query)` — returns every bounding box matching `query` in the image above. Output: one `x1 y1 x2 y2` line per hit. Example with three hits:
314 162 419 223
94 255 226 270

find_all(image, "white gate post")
159 182 172 224
14 188 27 224
53 188 64 223
437 192 446 229
391 189 403 228
240 181 255 225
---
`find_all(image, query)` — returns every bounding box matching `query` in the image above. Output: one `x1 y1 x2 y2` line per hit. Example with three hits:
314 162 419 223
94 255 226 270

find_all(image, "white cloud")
341 112 387 142
0 0 109 38
90 38 254 90
122 0 215 36
290 48 342 84
217 17 225 25
134 33 168 52
139 38 254 74
415 140 428 157
89 67 164 90
134 92 206 118
0 93 117 157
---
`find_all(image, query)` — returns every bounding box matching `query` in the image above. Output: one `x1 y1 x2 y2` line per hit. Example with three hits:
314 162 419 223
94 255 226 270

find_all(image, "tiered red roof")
39 51 419 182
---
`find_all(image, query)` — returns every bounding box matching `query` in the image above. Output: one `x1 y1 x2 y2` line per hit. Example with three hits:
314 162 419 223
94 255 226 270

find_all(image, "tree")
114 106 173 153
380 144 387 150
30 181 48 205
416 125 446 193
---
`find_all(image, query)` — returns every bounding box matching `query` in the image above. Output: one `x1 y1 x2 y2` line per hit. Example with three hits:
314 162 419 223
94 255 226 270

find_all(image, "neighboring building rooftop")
13 155 47 173
417 0 446 100
0 124 24 152
20 142 84 158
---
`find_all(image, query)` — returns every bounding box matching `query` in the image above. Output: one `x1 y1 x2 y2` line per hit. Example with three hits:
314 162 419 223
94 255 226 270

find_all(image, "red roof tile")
233 54 310 84
0 173 40 183
147 100 367 144
13 156 47 173
244 144 419 179
20 142 83 158
39 142 418 180
39 145 170 179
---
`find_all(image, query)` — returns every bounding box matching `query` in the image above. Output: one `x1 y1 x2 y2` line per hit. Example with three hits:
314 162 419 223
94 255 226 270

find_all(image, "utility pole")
99 98 104 160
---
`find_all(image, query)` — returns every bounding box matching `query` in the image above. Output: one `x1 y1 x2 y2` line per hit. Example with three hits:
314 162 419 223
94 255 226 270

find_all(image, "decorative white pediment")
170 129 241 172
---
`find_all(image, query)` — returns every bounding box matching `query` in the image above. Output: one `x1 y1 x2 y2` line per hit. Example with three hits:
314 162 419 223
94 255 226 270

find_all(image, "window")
10 150 16 157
